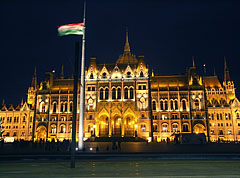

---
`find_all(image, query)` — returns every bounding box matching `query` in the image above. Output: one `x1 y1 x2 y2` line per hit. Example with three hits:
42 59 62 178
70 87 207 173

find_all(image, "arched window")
105 88 109 100
140 71 144 77
102 72 107 79
100 88 104 100
172 124 178 132
152 101 156 110
69 102 73 112
194 99 200 110
228 113 231 120
182 124 189 132
164 100 168 110
60 124 66 133
140 124 146 132
41 102 45 113
217 113 219 120
53 102 57 113
64 103 68 112
90 73 93 79
130 88 134 99
162 124 168 132
127 71 131 78
60 103 64 112
124 88 128 99
51 125 56 134
117 88 121 99
237 113 240 119
112 88 116 99
160 101 164 110
182 100 186 111
170 100 174 110
220 113 223 120
153 124 158 132
174 100 178 110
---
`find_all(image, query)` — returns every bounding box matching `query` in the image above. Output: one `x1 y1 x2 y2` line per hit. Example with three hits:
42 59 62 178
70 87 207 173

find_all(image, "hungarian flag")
58 23 84 36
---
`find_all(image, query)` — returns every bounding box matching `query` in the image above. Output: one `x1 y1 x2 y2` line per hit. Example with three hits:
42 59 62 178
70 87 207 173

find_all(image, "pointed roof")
116 30 138 65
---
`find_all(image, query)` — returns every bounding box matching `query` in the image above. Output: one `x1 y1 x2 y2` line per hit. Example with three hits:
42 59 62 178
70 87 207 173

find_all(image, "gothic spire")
224 56 230 82
31 67 37 89
124 28 131 54
192 56 195 67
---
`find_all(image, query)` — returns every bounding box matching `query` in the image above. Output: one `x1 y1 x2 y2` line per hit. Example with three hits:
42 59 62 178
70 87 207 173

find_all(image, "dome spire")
124 28 130 54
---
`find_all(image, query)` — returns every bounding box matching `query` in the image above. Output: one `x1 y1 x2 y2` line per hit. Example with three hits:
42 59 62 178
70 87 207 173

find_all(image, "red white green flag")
58 23 84 36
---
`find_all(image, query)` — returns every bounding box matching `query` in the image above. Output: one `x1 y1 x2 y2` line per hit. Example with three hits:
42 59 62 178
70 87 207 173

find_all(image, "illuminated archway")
113 116 122 136
193 123 205 134
36 125 47 141
98 115 109 137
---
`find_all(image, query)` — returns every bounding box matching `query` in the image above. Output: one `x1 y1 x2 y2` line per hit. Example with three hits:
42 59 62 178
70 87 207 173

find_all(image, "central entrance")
113 117 122 136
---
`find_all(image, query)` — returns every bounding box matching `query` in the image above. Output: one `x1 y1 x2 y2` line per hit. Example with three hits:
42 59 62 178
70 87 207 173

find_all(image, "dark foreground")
1 160 240 177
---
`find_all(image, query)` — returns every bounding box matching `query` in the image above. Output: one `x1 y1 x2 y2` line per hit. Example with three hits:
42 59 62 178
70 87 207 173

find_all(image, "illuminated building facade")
1 33 240 142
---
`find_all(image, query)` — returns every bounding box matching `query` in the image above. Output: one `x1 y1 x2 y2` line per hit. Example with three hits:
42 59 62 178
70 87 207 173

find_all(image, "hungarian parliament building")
1 33 240 143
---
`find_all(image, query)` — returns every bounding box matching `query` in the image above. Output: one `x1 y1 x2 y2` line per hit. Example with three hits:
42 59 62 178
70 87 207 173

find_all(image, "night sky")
1 0 240 105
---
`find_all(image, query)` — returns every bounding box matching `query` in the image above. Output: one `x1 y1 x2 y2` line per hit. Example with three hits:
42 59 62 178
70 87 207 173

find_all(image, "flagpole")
78 0 86 150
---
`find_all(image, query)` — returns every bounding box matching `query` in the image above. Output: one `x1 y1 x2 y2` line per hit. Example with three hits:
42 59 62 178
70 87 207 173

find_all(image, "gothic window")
217 113 219 120
90 73 93 79
60 103 64 112
138 85 142 90
105 88 109 100
140 71 144 77
130 88 134 99
225 113 228 120
152 101 156 110
228 113 231 120
53 103 57 113
182 100 186 111
140 124 146 132
182 124 189 132
172 124 178 132
64 103 68 112
60 124 66 133
211 114 214 120
237 113 240 119
117 88 121 99
162 124 168 132
174 100 178 110
170 100 174 110
160 101 164 110
153 124 158 132
219 130 223 135
69 102 73 112
100 88 104 100
102 72 107 79
41 103 46 113
164 100 168 110
124 88 128 99
51 125 56 134
220 113 223 120
127 71 131 78
112 88 116 99
194 99 200 110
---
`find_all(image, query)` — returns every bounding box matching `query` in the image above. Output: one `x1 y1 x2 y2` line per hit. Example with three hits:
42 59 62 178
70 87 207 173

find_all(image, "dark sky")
1 0 240 105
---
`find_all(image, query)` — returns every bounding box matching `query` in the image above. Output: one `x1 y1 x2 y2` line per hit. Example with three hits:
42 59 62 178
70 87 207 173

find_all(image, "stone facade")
1 33 240 142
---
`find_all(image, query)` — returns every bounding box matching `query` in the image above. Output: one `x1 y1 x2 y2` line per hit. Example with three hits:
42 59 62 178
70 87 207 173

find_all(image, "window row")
99 88 134 100
152 100 187 111
50 124 72 134
151 123 189 132
209 113 231 120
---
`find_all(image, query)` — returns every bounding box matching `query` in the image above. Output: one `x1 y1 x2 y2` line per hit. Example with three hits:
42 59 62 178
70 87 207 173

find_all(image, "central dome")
116 31 138 65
